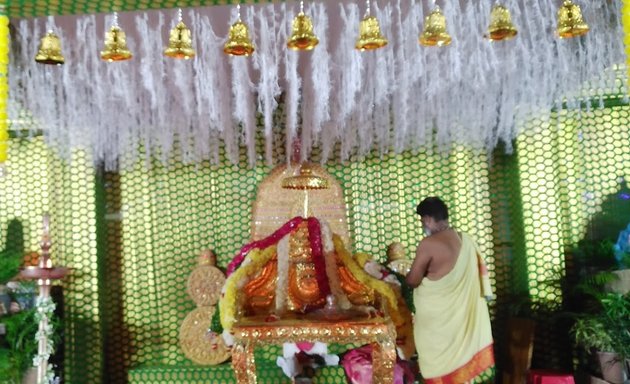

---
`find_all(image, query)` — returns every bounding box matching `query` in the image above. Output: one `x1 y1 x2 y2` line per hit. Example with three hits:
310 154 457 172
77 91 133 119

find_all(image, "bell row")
34 0 589 65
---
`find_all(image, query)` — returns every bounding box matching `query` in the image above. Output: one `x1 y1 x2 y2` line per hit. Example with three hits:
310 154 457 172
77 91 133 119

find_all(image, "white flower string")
33 296 59 384
275 234 290 312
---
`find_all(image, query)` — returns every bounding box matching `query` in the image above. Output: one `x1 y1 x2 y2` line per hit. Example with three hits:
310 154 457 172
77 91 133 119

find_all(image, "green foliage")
571 292 630 359
574 271 618 301
210 304 223 334
571 239 617 273
0 308 38 383
390 271 415 313
0 220 25 285
572 317 615 353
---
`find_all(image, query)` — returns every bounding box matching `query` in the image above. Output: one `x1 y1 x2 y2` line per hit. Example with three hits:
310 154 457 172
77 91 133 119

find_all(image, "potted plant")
0 220 24 315
0 308 38 383
0 219 40 383
571 291 630 384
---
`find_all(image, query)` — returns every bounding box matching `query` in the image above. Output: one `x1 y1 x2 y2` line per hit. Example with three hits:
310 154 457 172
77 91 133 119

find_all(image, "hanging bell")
355 16 388 51
485 4 517 41
224 20 255 56
287 12 319 51
35 31 65 65
100 26 132 62
557 0 589 38
164 21 195 59
419 6 452 47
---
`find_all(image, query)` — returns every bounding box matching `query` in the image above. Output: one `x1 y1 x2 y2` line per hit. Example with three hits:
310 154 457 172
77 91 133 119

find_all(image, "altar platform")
231 315 397 384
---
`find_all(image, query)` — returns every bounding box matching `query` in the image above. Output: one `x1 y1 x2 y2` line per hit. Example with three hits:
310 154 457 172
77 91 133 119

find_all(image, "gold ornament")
419 6 452 47
224 20 255 56
281 163 329 190
485 4 518 41
164 21 195 59
100 25 132 62
287 12 319 51
179 307 231 365
35 31 65 65
186 254 226 307
282 163 329 217
557 0 589 38
356 16 388 51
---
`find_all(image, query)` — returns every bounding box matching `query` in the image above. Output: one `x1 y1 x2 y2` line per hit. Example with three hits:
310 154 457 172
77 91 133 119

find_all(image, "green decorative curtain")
0 103 628 383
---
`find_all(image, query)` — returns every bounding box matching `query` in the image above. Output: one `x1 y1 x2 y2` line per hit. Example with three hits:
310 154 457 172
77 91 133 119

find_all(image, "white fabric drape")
8 0 626 169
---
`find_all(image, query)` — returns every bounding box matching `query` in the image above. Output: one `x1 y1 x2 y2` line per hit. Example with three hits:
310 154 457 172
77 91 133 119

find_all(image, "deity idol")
218 162 414 359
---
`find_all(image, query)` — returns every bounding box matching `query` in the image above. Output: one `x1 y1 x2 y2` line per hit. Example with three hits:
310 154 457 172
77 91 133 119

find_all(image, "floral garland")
33 296 59 384
220 246 277 331
226 217 304 276
306 218 331 298
320 222 351 310
332 235 403 327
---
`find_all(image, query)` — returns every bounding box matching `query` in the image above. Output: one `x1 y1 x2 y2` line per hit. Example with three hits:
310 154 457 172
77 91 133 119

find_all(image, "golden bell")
100 26 132 62
485 4 517 41
557 0 589 38
224 20 255 56
419 6 452 47
281 163 329 190
164 21 195 59
35 31 65 65
355 16 388 51
287 12 319 51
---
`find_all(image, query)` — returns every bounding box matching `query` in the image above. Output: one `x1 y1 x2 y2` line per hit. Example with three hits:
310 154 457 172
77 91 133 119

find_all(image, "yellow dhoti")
413 233 494 384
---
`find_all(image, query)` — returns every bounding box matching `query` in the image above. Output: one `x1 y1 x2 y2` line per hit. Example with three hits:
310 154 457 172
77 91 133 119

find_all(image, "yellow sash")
412 233 494 382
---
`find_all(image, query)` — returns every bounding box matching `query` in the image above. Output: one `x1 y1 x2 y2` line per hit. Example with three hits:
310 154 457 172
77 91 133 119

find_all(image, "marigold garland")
0 13 9 164
332 235 403 327
321 222 351 309
220 245 277 331
624 0 630 86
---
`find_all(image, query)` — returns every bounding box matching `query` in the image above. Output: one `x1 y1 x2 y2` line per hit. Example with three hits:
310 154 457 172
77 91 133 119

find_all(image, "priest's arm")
405 242 431 288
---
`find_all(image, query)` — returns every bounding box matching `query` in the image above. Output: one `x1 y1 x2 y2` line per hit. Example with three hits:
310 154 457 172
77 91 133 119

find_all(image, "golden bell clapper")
224 4 255 56
485 4 517 41
556 0 589 38
356 16 388 51
419 6 452 47
287 3 319 51
224 21 255 56
35 31 65 65
100 13 132 62
164 10 195 59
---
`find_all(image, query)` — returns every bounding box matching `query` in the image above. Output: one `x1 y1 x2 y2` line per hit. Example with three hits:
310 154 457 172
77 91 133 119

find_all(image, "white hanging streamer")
253 5 282 165
7 0 627 169
284 3 301 163
230 6 258 166
300 2 331 162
